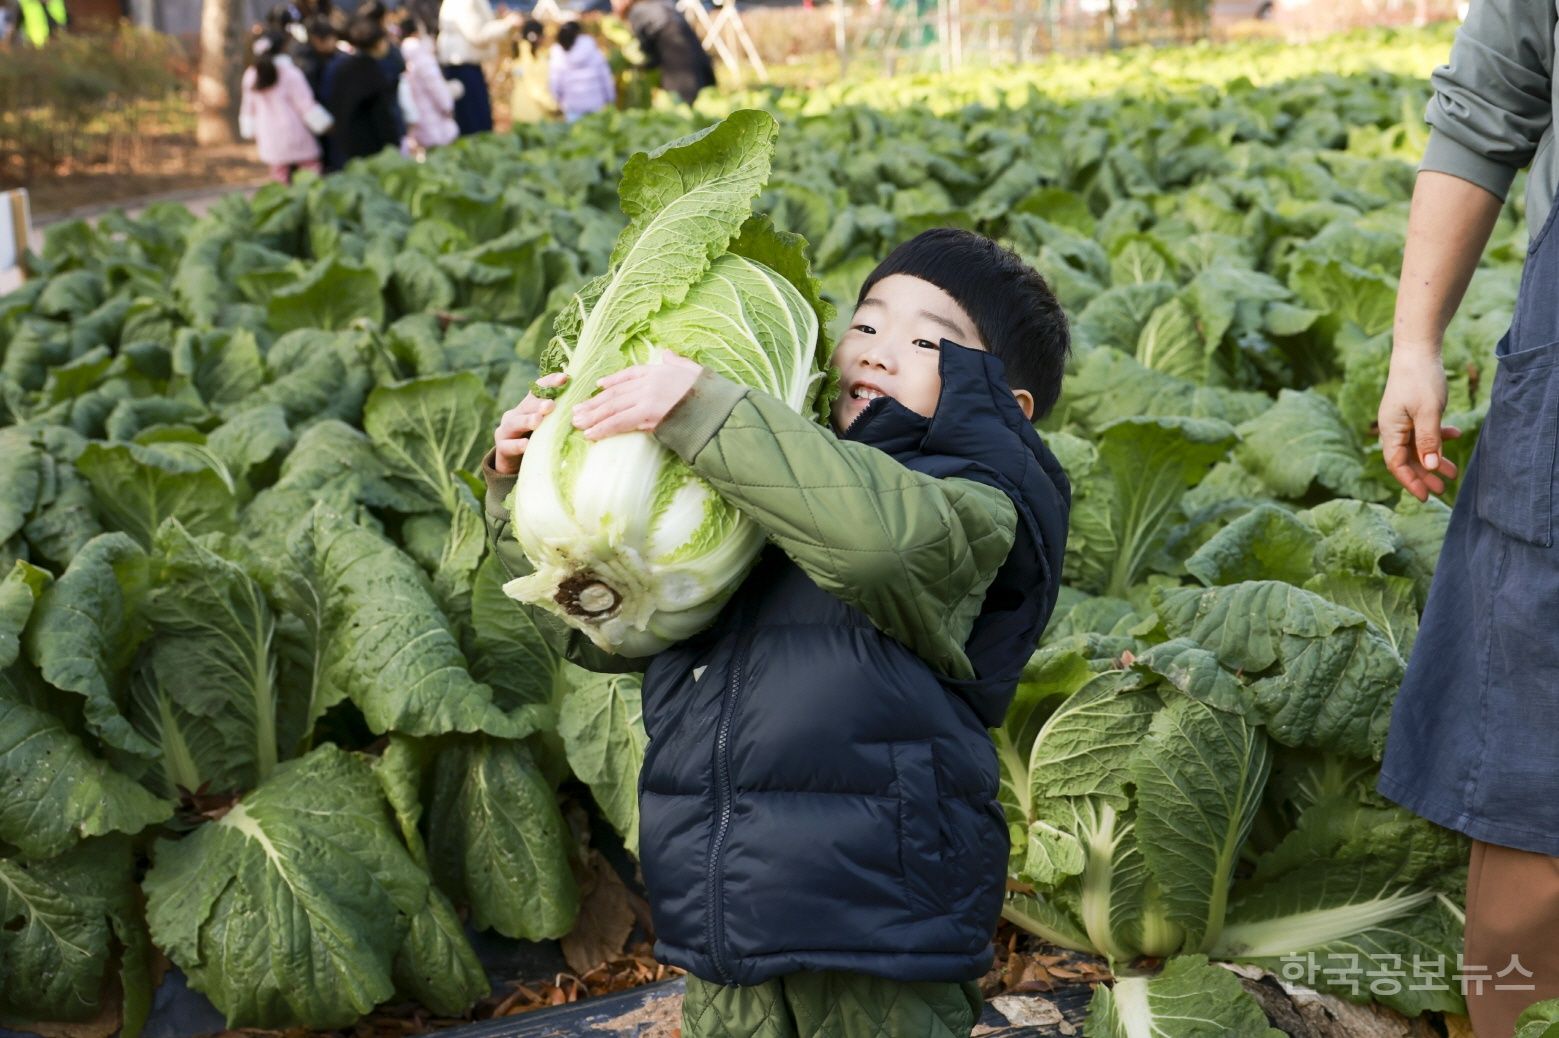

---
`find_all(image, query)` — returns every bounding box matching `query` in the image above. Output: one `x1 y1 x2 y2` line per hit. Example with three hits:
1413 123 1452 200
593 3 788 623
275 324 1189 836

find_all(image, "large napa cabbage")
504 110 833 656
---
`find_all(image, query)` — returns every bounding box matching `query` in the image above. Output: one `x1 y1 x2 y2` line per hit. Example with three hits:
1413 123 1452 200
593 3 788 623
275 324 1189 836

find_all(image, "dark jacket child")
358 0 410 138
296 15 341 98
482 228 1072 1038
326 17 402 169
296 16 343 169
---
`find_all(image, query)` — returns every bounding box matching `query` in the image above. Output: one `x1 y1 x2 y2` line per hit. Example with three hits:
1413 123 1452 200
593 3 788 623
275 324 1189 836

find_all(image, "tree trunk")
127 0 157 29
196 0 245 145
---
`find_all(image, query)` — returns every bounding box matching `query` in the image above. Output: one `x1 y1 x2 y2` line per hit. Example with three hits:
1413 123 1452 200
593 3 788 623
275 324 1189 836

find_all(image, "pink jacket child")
400 32 459 148
240 35 334 183
548 22 615 123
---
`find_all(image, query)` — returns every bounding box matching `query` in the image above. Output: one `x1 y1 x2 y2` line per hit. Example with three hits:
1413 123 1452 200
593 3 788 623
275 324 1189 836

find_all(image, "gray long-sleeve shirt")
1421 0 1559 231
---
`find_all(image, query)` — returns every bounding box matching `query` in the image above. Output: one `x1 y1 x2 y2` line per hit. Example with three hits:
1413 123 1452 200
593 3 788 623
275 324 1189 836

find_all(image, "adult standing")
1376 1 1559 1035
437 0 519 135
611 0 714 105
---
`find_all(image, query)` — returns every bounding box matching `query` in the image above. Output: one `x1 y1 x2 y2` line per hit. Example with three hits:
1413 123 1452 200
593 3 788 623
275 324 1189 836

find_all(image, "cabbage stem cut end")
557 573 622 618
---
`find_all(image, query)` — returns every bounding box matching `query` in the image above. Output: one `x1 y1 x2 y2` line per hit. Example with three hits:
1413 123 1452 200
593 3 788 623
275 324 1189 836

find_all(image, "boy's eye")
914 339 940 350
853 324 876 334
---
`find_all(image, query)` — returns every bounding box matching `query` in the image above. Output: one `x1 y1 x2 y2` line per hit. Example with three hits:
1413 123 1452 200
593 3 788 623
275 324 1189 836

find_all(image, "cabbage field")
0 23 1536 1038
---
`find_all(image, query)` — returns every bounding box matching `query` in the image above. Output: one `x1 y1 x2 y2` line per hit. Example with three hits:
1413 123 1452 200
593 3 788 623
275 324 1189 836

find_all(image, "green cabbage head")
505 111 833 656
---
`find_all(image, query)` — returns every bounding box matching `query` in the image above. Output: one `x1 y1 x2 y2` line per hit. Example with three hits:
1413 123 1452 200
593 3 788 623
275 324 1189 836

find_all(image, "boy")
482 228 1072 1037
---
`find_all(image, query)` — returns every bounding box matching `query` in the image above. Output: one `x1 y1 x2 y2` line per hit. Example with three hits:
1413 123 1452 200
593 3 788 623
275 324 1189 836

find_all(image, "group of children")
240 1 617 183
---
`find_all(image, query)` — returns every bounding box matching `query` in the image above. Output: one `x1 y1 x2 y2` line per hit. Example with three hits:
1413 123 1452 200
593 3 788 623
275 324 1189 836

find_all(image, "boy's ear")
1013 388 1034 421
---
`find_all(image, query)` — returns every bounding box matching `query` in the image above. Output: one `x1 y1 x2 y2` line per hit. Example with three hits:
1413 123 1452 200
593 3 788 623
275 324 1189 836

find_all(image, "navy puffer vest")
636 341 1071 986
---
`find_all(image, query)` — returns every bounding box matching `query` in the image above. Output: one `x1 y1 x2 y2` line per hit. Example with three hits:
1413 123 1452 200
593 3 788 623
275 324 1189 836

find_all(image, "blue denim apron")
1377 195 1559 855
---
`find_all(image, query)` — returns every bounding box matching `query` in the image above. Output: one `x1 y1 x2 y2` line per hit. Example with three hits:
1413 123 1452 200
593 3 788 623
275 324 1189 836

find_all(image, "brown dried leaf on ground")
561 849 637 975
980 918 1112 1000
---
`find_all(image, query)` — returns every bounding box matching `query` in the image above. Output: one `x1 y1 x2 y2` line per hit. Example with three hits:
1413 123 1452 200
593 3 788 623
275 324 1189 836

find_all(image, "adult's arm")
1381 0 1554 501
1380 173 1503 502
1418 0 1556 203
450 0 513 48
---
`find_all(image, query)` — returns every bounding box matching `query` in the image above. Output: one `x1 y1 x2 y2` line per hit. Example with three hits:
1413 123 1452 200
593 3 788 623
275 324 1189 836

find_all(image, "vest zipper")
704 632 752 986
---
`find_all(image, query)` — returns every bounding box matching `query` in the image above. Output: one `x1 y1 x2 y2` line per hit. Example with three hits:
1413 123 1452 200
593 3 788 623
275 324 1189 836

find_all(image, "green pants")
681 970 984 1038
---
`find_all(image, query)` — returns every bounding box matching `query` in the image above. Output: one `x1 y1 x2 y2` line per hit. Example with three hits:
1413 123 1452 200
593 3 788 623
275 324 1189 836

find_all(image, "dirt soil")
23 137 268 222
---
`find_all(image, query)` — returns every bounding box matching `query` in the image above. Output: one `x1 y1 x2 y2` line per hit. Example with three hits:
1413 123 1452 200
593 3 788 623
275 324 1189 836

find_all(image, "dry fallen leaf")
560 850 637 976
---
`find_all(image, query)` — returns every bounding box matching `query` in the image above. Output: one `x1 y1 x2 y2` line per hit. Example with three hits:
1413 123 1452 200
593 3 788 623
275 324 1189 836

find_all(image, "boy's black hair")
556 19 580 49
346 14 385 49
857 227 1070 421
306 13 336 38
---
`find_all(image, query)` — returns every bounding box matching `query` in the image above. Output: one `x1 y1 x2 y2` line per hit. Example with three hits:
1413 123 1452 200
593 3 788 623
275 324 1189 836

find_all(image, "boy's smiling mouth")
848 381 890 402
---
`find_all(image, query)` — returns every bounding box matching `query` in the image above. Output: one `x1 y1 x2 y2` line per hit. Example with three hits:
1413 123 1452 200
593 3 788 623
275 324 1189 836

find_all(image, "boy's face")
832 273 1017 432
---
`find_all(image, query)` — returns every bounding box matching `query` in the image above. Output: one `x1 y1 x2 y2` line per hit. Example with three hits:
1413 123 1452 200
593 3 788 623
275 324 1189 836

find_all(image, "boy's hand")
571 351 703 441
493 372 569 475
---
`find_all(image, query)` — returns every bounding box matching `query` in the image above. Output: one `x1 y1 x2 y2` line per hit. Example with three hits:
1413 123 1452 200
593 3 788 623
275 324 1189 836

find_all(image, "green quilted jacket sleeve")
653 368 1019 682
479 447 648 674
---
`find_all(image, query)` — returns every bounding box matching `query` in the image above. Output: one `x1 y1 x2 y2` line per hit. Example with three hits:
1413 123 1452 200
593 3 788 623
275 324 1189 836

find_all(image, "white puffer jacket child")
547 30 615 123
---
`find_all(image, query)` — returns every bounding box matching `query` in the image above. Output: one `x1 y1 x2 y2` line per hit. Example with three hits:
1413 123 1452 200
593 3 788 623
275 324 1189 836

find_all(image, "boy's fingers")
537 372 569 387
495 437 528 465
597 366 647 388
497 400 552 437
581 405 652 440
572 387 625 420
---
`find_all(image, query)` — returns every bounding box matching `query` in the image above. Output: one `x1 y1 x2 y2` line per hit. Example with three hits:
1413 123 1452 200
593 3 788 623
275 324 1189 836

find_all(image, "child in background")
548 19 615 122
398 15 460 150
358 0 414 146
297 17 343 168
297 15 342 98
239 30 334 184
483 227 1072 1038
509 18 560 123
326 17 402 167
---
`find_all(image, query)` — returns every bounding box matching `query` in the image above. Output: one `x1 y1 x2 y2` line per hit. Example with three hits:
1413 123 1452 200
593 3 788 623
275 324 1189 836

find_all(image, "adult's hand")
1379 351 1461 501
1380 170 1502 500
